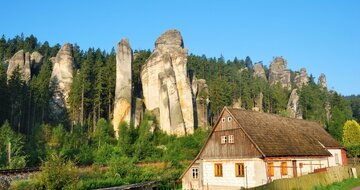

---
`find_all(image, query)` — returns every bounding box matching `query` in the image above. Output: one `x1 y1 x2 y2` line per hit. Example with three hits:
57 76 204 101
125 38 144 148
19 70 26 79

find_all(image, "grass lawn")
314 177 360 190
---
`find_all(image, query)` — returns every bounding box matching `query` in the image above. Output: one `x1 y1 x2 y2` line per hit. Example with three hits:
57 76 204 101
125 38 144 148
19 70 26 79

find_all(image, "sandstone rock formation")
49 43 74 120
287 89 303 119
7 50 31 82
192 77 210 130
318 73 327 89
30 51 43 64
134 98 145 128
253 63 266 80
252 92 263 112
294 68 309 88
141 29 194 135
113 39 133 133
268 57 291 89
232 98 242 109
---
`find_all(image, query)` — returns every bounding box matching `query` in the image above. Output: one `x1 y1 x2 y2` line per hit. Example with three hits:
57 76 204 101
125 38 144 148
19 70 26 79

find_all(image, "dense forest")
0 34 359 189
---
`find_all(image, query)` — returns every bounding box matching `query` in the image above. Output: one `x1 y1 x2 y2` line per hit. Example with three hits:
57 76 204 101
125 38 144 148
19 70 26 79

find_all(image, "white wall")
327 149 343 167
267 158 328 180
202 158 267 188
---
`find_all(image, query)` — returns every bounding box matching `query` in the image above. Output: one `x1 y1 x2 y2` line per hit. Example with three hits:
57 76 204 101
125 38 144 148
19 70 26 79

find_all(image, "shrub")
38 154 79 190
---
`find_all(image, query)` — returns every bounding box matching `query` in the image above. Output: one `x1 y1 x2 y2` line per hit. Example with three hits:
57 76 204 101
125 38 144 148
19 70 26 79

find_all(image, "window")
228 117 232 122
192 168 199 179
268 162 274 176
235 163 244 177
228 135 234 143
221 118 225 123
221 136 227 144
214 164 223 177
281 162 288 175
335 153 340 165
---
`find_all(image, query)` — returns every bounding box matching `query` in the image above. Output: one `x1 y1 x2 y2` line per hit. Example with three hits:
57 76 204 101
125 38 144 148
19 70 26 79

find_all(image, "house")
180 107 346 190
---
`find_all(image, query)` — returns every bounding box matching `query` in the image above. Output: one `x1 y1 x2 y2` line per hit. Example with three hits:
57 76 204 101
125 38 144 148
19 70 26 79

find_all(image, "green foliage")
346 95 360 122
0 121 27 169
38 154 79 190
107 156 139 181
342 120 360 147
93 118 115 147
328 92 353 141
299 78 327 124
313 177 360 190
94 143 115 165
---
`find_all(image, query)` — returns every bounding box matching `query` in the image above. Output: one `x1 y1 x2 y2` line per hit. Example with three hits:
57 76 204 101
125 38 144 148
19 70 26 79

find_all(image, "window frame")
335 153 340 165
214 163 223 177
221 135 227 144
192 167 199 179
228 134 234 144
235 163 245 177
228 117 232 122
268 162 274 177
281 162 288 175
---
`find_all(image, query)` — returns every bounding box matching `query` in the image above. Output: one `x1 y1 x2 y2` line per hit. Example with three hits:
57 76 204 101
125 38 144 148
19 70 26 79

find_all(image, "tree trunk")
93 104 96 133
27 90 32 135
80 82 84 126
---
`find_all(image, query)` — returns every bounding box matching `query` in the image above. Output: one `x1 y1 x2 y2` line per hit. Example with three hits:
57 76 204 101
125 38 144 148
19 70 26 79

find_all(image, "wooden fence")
250 166 359 190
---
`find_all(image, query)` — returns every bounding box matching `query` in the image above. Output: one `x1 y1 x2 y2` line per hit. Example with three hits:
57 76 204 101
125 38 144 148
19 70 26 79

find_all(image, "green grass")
314 177 360 190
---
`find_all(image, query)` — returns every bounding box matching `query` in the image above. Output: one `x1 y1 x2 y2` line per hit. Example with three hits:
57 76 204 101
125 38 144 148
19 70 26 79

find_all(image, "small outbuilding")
180 107 346 189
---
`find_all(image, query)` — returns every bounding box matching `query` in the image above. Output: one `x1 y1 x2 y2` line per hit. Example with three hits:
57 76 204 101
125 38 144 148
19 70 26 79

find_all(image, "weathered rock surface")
113 39 133 133
294 68 309 88
7 50 31 82
49 43 74 120
253 63 266 80
232 98 242 109
318 73 327 89
30 51 43 64
134 98 145 128
141 29 194 135
287 89 303 119
252 92 263 112
268 57 291 89
192 77 210 130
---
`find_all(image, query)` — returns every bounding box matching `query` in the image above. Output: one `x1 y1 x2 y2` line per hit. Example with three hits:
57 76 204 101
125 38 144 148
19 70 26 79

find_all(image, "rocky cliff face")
287 89 303 119
268 57 291 89
192 77 210 130
294 68 309 88
7 50 31 82
318 73 327 89
49 43 74 120
113 39 132 133
253 63 266 80
30 51 43 64
141 29 194 135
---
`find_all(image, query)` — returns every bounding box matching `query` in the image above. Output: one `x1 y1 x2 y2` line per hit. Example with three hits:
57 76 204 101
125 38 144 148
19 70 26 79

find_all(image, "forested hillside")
0 34 355 180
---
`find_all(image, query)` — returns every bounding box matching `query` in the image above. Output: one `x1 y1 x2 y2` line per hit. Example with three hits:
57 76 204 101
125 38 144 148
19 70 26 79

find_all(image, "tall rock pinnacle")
318 73 327 89
113 38 133 134
7 50 31 82
49 43 74 121
141 29 194 135
268 56 291 89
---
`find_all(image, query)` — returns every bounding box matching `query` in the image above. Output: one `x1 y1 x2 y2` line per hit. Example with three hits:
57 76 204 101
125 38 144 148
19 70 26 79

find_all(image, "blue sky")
1 1 359 95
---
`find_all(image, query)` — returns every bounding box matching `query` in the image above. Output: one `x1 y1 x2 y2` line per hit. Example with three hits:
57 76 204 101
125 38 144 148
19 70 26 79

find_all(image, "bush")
108 156 140 183
9 179 40 190
38 154 79 190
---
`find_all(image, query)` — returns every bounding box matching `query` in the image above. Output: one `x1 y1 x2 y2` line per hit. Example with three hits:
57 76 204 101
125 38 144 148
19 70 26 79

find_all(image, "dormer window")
228 117 232 122
221 118 225 122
